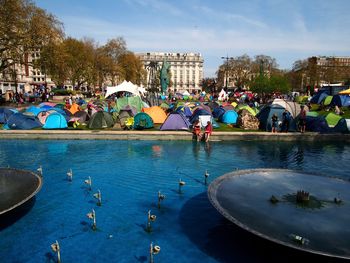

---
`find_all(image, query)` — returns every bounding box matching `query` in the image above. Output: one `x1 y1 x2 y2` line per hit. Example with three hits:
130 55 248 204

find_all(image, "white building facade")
137 52 204 94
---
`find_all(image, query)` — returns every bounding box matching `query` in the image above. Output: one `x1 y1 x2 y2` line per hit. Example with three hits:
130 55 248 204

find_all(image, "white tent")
218 89 228 101
271 99 304 118
105 80 141 98
182 90 190 96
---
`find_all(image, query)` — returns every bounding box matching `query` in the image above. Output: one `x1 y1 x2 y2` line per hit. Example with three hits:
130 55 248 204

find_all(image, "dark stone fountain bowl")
0 168 42 215
208 168 350 260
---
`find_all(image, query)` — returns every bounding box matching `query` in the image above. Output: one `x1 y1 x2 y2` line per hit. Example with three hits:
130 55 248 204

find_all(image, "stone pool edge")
0 130 349 141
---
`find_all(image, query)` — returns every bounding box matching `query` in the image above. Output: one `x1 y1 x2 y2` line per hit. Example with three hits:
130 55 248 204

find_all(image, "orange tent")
69 103 81 115
142 106 167 124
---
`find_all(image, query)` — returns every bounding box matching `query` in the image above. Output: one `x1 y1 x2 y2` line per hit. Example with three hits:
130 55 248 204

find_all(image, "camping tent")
142 106 167 124
88 111 114 129
6 113 42 130
330 95 350 107
0 108 17 124
160 112 191 131
271 99 301 118
115 96 144 113
256 104 297 132
133 112 154 130
219 110 238 124
105 80 141 98
43 113 68 129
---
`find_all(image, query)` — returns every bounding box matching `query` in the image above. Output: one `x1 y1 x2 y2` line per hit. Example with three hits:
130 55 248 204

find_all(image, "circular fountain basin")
0 168 42 215
208 169 350 260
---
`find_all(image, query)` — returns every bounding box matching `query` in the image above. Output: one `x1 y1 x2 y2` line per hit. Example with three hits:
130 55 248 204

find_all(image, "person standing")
271 113 278 133
299 105 307 133
282 109 291 133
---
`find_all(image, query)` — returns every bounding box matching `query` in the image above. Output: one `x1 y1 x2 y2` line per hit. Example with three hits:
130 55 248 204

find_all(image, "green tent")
133 112 154 130
237 105 257 116
115 96 144 113
88 111 114 129
306 111 319 117
325 112 342 127
323 96 333 106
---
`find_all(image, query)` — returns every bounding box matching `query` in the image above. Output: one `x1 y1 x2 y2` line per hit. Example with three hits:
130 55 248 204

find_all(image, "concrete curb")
0 130 349 141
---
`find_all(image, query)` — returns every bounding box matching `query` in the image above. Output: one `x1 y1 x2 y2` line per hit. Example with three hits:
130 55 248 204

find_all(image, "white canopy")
105 80 141 98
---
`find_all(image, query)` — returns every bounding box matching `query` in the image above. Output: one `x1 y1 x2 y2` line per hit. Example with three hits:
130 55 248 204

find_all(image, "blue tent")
133 112 154 130
26 106 46 116
6 112 42 129
219 110 238 124
0 107 17 124
256 104 297 132
175 106 192 118
212 107 226 119
43 113 68 129
310 91 329 104
331 95 350 107
189 109 211 124
160 112 190 131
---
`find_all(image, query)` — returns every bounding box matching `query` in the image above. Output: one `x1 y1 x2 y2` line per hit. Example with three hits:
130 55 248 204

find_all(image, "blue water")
0 140 349 263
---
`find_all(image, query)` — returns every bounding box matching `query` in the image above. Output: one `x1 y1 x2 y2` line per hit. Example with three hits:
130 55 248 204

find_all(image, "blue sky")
34 0 350 77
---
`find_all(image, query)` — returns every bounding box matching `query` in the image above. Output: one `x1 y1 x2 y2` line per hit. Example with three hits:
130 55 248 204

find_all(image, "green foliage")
249 74 291 94
0 0 63 75
249 75 270 94
52 88 73 95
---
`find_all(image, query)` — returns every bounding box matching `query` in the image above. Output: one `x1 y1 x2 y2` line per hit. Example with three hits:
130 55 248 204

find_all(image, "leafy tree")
0 0 63 75
269 74 291 94
201 78 217 93
101 37 127 62
249 75 270 94
39 42 68 87
117 52 146 85
227 54 252 88
249 73 290 95
252 55 278 74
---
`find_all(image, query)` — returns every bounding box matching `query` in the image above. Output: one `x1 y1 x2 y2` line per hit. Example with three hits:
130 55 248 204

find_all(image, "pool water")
0 140 349 263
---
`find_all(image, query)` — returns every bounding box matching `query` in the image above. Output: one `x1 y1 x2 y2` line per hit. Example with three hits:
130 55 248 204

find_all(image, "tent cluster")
1 87 349 134
304 89 350 133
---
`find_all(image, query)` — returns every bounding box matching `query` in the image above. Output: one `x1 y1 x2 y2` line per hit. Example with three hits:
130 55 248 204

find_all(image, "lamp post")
221 55 233 89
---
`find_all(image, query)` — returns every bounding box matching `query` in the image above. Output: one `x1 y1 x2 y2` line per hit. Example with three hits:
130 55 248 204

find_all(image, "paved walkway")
0 130 349 141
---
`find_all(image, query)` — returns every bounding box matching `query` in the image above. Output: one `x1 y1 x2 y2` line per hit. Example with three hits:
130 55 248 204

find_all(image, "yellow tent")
142 106 167 124
338 88 350 95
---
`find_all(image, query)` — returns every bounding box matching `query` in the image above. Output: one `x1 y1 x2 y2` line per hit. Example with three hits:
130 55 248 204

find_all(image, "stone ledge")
0 130 349 141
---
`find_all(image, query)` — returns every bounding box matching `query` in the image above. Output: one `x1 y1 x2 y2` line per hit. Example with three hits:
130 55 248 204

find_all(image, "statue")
160 59 170 93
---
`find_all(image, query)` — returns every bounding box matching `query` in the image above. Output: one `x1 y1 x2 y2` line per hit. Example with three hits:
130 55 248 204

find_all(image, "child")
204 121 213 142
